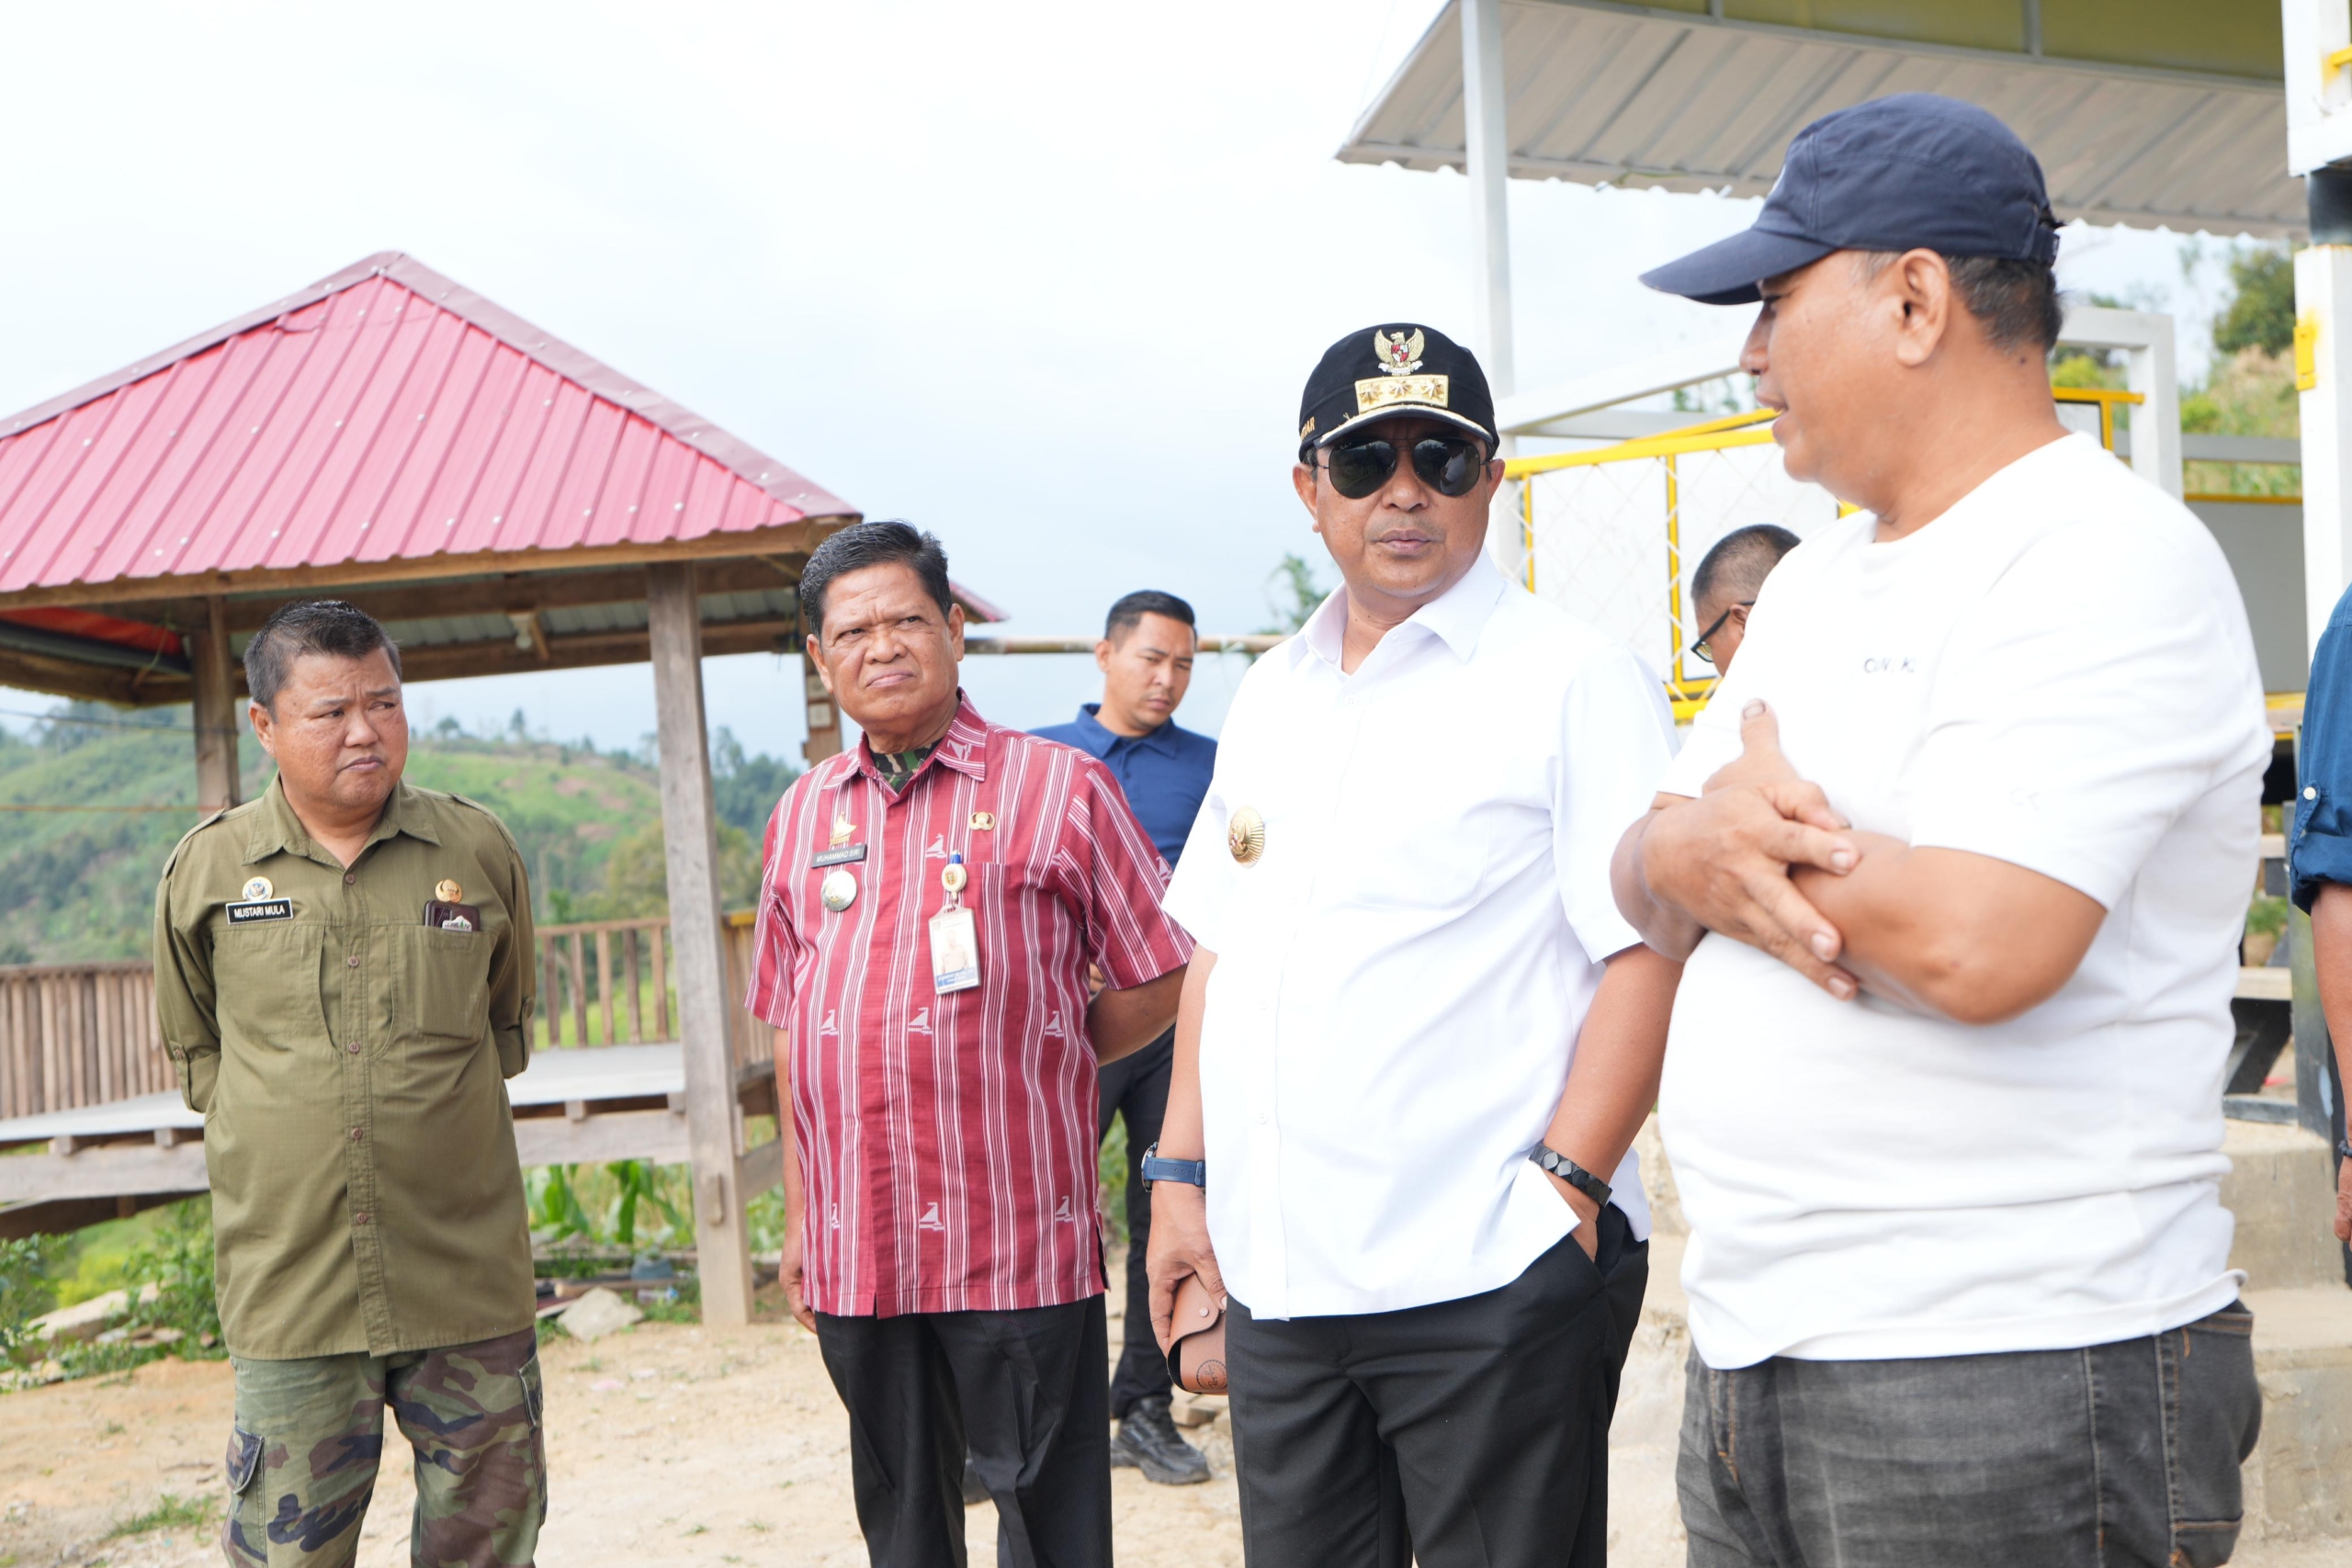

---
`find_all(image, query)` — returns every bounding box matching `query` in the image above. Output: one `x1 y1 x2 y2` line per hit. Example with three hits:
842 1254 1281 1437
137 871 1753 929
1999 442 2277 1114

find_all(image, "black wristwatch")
1140 1142 1206 1195
1530 1143 1611 1208
2338 1134 2352 1162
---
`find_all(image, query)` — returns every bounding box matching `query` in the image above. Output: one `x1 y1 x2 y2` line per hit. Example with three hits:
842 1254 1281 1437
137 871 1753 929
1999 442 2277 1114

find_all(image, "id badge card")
929 907 979 994
930 852 980 994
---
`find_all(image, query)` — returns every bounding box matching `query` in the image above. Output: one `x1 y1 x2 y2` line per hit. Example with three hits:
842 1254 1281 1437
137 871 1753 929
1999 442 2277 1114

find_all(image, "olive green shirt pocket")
395 925 495 1048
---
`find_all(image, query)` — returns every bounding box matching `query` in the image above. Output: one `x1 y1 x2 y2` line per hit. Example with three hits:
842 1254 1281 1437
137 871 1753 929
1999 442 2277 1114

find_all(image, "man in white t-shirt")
1147 322 1681 1568
1615 95 2270 1567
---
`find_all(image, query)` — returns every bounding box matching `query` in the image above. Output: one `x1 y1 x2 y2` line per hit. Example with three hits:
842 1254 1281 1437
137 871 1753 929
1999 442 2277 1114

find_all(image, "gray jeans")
1679 1302 2262 1568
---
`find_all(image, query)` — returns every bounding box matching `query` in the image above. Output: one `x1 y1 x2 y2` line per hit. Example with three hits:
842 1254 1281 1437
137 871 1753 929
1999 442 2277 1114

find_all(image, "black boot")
1110 1394 1211 1484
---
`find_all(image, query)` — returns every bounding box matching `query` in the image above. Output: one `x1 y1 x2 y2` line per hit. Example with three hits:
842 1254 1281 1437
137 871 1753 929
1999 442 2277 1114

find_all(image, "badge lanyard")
929 853 980 994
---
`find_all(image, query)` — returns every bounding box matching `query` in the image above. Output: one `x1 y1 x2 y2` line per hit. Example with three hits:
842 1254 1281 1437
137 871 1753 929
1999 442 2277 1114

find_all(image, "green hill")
0 706 793 964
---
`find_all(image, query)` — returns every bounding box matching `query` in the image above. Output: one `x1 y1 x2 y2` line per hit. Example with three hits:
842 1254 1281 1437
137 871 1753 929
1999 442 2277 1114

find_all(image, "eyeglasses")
1316 434 1489 500
1690 602 1754 665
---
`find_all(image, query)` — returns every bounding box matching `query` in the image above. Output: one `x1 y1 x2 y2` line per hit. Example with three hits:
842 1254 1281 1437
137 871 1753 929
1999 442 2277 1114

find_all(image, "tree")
1261 553 1328 635
2211 246 2295 358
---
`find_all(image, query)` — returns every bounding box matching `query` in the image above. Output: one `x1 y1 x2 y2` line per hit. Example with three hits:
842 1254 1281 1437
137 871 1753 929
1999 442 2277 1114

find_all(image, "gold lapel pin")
435 879 464 903
1227 807 1265 866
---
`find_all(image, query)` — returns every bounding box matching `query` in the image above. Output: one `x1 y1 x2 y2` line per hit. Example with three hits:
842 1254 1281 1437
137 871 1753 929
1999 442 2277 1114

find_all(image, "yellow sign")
2297 310 2320 392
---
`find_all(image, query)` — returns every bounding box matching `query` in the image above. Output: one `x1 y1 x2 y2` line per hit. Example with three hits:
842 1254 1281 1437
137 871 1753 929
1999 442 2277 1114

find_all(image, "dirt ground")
1 1249 2340 1568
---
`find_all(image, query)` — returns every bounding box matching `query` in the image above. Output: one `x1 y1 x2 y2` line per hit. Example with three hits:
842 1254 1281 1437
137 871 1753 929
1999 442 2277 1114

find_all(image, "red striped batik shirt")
746 694 1193 1317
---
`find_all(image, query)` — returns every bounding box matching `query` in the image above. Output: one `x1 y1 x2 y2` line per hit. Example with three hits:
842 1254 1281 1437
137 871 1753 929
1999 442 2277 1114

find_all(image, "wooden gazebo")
0 252 998 1322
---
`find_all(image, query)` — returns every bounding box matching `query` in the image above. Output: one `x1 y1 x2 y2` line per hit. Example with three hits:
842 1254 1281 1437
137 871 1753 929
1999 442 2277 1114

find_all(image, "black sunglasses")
1690 602 1754 665
1317 434 1488 500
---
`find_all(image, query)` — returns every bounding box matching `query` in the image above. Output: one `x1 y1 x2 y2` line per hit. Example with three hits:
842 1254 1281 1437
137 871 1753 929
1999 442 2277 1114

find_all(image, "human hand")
1146 1182 1224 1355
1544 1173 1601 1260
1641 700 1860 998
781 1221 816 1333
2336 1140 2350 1245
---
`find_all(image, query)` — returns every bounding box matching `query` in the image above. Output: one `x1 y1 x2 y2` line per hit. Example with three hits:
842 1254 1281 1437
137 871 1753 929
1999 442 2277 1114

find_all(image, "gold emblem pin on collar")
435 879 463 904
831 810 855 847
1227 807 1265 866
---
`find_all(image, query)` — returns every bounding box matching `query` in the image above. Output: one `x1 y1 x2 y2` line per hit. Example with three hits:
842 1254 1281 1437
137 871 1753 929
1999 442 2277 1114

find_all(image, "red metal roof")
0 253 858 601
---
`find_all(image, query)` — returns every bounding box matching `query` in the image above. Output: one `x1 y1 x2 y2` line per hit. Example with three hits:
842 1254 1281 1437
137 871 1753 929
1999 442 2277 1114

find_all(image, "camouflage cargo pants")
222 1325 546 1568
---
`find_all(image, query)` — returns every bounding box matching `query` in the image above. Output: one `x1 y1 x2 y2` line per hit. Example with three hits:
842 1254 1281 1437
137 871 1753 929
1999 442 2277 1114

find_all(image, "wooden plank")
512 1107 691 1168
0 1141 210 1204
539 933 562 1047
568 933 588 1049
2238 966 2294 1002
95 973 117 1105
737 1135 783 1201
190 595 242 813
0 517 848 615
596 929 616 1048
651 923 669 1040
624 930 644 1045
647 560 754 1326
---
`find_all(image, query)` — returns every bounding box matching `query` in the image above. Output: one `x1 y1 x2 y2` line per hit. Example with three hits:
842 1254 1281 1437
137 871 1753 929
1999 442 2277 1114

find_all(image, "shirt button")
349 1127 364 1141
345 1042 361 1055
344 873 356 886
2306 786 2319 800
1254 1110 1270 1125
352 1212 369 1225
346 954 360 967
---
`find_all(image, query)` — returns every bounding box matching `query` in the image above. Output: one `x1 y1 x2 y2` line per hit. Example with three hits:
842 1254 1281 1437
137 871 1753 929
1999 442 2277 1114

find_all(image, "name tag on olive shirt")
225 897 293 924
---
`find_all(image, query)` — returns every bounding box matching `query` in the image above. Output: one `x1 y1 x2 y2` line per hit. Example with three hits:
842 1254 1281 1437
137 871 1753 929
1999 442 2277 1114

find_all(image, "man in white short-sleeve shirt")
1146 322 1681 1568
1616 96 2270 1568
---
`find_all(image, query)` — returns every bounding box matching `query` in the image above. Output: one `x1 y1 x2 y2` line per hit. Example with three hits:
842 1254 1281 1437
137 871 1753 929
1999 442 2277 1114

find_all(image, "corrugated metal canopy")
0 252 859 607
0 254 1038 705
1342 1 2299 238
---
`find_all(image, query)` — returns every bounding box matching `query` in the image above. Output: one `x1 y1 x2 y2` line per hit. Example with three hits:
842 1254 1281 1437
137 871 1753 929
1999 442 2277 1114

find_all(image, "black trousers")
1226 1208 1646 1568
1097 1026 1174 1417
814 1297 1112 1568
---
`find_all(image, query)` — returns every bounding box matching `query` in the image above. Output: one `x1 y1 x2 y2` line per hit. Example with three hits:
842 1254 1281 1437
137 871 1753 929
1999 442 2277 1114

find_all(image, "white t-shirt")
1658 433 2270 1368
1163 563 1674 1319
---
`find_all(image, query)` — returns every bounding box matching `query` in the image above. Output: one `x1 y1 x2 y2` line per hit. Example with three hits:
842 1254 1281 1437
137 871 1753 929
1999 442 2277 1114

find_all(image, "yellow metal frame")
1509 386 2142 722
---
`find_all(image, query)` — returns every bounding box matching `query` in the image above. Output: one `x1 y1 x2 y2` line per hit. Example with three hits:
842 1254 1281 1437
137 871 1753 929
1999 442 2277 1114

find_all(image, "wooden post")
802 656 842 764
190 596 241 815
647 561 755 1326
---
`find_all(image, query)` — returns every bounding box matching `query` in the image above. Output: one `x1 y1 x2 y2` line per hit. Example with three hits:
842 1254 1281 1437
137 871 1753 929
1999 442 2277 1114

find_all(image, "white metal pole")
1462 0 1514 399
2297 240 2352 661
2122 318 2181 501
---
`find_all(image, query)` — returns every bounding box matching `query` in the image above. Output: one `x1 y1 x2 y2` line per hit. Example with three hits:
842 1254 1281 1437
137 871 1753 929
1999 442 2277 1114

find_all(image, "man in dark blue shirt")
2285 583 2352 1257
1035 589 1218 1484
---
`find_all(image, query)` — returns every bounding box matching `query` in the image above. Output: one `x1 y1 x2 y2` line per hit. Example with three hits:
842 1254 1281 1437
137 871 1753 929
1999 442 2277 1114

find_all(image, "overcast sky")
0 1 2245 763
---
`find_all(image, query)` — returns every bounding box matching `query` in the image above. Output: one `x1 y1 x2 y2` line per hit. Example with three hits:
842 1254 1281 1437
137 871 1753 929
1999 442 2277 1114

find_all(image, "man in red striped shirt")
747 521 1192 1568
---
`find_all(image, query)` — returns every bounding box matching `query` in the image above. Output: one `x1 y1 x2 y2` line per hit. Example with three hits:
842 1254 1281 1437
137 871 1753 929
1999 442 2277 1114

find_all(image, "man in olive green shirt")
154 600 545 1567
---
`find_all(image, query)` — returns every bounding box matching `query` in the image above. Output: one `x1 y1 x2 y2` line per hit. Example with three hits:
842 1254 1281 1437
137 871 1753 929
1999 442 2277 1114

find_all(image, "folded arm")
1791 835 2104 1024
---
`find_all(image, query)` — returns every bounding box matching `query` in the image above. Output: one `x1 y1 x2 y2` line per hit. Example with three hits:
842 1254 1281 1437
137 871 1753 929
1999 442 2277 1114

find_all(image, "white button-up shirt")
1162 562 1675 1319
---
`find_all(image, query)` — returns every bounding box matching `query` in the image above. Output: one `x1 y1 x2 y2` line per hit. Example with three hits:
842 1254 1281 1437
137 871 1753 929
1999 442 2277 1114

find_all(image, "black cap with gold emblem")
1297 323 1498 459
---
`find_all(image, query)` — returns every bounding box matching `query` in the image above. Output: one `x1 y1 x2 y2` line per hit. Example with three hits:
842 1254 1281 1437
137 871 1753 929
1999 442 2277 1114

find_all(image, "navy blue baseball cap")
1640 94 2062 307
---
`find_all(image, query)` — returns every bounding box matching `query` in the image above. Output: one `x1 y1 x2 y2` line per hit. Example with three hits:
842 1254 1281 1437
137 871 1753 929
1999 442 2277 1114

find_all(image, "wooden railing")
527 912 773 1069
0 912 775 1124
0 962 173 1120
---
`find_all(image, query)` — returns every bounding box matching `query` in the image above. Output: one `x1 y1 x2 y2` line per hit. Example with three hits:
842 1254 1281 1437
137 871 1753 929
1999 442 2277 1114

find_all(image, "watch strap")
1140 1141 1206 1194
1529 1143 1612 1209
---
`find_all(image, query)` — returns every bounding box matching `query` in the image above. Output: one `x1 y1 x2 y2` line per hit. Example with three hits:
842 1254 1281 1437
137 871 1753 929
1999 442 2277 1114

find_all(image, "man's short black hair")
800 521 954 637
1858 252 2064 353
1692 525 1802 609
243 600 402 714
1104 590 1196 642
